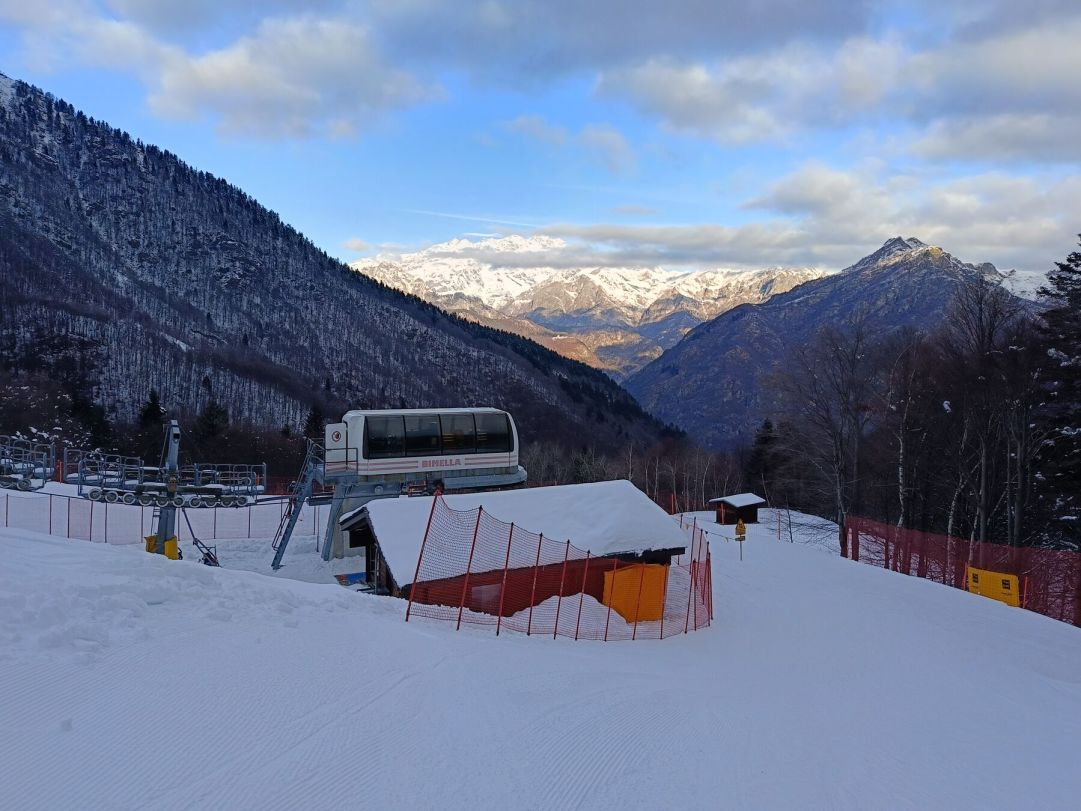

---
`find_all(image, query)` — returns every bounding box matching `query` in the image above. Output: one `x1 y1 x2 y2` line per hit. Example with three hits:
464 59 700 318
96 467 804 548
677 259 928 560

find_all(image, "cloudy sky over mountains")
2 0 1078 273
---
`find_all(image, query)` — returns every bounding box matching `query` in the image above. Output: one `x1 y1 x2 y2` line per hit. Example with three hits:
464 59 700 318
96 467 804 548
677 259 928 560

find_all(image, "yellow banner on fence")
967 566 1020 607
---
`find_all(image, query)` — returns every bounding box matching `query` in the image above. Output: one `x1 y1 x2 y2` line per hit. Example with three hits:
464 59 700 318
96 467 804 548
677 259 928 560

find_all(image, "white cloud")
596 14 1081 163
148 17 439 138
342 238 371 252
597 37 905 144
0 5 439 139
578 124 636 174
612 204 659 217
371 0 869 77
416 163 1076 274
913 114 1081 163
503 115 637 174
502 115 567 145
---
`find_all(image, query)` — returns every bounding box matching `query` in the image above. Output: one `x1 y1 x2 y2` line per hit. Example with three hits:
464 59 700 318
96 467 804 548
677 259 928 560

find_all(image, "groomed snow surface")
3 510 1081 809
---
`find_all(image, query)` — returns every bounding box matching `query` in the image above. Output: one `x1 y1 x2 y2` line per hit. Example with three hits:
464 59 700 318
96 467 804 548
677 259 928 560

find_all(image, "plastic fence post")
89 500 94 543
213 507 218 539
554 540 571 640
406 495 440 622
777 510 781 540
455 507 483 631
631 562 647 641
659 560 670 638
1023 575 1029 609
693 536 700 630
705 541 713 622
496 524 515 636
603 558 618 641
685 529 697 634
68 500 72 538
247 505 252 538
527 533 544 636
49 495 53 535
574 552 591 641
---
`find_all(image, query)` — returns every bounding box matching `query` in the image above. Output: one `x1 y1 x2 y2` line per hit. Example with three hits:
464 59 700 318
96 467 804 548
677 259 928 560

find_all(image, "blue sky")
2 1 1079 274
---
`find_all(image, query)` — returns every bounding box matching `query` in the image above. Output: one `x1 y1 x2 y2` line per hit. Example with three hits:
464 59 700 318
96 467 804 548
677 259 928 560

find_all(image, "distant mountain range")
0 73 665 451
352 237 826 378
626 237 1010 449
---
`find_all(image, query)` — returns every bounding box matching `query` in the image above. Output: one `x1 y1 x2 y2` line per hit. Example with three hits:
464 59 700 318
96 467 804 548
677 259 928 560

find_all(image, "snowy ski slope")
2 512 1080 809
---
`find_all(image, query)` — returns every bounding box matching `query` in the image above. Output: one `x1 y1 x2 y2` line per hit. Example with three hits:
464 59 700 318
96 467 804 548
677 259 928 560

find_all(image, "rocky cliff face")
0 73 663 450
625 238 1007 449
352 237 825 378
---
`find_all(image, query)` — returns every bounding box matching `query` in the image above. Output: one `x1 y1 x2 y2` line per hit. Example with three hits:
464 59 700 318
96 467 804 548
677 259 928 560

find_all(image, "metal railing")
0 436 55 491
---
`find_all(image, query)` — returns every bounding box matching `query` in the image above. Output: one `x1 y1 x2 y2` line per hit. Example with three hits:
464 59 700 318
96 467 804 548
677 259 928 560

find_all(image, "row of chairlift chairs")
63 448 267 508
0 435 56 491
3 433 265 510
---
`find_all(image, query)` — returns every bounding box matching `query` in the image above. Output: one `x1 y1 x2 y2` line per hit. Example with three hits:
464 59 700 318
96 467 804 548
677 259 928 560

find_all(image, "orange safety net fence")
845 516 1081 627
405 497 712 640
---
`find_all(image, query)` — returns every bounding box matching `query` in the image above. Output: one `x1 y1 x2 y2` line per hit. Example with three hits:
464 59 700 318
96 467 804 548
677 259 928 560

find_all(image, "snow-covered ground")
3 510 1081 809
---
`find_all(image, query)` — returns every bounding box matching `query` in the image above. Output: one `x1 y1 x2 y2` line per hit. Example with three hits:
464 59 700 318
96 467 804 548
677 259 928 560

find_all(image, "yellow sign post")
735 519 746 560
966 566 1022 608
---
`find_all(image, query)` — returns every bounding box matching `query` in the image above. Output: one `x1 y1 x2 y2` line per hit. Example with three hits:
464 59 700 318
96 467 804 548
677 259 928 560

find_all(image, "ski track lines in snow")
3 519 1081 809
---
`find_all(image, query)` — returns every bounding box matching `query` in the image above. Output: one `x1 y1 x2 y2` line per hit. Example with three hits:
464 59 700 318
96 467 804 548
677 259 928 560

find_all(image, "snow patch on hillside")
0 73 15 107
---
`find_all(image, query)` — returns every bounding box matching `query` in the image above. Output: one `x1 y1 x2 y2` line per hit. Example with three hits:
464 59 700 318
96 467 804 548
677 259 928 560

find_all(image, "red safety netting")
405 496 712 640
845 516 1081 627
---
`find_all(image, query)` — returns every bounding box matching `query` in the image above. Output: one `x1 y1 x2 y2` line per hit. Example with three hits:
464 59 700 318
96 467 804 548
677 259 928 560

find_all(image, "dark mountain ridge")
0 73 663 450
626 237 1011 449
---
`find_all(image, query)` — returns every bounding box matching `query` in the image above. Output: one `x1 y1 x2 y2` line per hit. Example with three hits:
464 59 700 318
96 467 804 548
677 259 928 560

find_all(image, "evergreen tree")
303 404 325 441
1036 236 1081 537
137 389 164 429
193 399 229 441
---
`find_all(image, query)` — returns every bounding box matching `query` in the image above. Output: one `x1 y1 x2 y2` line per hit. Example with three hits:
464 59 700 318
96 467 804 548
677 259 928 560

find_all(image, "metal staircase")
271 442 322 570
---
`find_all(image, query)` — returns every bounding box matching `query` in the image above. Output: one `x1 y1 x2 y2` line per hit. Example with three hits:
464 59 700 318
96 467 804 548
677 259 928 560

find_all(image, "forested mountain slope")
626 238 1010 449
0 73 662 450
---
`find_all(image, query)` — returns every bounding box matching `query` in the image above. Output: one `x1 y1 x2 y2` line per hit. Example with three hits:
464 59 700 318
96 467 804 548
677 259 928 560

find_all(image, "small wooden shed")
708 493 766 525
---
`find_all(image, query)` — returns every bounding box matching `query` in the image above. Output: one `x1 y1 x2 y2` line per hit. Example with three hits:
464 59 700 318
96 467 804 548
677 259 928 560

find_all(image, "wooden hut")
708 493 766 525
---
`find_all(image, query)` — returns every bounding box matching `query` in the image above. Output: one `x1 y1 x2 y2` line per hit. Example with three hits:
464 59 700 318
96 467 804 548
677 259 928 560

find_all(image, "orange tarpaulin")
602 563 667 622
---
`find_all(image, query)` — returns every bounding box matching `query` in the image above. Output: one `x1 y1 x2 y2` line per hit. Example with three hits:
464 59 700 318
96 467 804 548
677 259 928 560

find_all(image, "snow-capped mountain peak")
351 234 828 377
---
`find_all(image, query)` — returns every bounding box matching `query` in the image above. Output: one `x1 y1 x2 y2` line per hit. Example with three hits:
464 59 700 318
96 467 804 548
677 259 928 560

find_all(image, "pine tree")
1036 236 1081 537
193 399 229 441
303 404 325 441
137 389 164 429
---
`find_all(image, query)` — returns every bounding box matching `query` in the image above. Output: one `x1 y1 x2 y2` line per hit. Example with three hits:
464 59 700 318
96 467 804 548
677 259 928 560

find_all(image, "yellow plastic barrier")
602 563 667 622
967 566 1021 608
144 534 180 560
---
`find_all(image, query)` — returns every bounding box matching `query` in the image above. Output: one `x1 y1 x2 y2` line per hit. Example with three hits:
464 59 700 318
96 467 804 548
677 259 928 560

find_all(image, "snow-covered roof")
708 492 766 508
352 480 688 584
